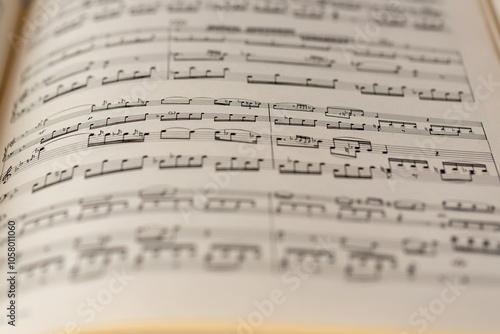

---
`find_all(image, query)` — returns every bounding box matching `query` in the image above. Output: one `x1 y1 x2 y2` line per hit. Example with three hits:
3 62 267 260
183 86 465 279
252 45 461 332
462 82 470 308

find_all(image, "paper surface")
0 0 499 333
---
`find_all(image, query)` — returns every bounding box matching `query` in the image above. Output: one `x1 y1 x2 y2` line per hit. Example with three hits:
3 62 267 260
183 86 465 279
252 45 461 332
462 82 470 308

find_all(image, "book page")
1 0 500 333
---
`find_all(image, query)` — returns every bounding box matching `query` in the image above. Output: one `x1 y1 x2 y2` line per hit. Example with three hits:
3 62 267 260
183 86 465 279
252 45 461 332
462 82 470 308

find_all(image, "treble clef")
1 166 12 184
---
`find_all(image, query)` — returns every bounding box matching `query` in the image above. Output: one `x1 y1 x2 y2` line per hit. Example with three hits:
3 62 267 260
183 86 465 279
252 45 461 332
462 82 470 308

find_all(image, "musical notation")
2 93 497 210
0 153 496 208
1 2 499 330
2 184 499 291
10 0 471 123
3 97 489 161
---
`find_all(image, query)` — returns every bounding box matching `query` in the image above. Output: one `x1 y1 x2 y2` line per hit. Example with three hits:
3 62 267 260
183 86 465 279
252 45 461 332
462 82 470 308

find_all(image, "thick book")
0 0 500 333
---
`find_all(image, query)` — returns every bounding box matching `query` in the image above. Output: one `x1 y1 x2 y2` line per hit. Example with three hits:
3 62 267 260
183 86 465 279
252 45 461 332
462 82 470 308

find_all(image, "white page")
1 1 500 333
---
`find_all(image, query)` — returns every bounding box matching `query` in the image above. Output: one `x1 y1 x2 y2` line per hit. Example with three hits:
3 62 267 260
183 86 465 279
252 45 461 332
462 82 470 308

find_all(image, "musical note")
32 166 78 193
77 197 128 220
204 244 261 271
345 250 397 281
451 236 500 256
71 243 128 281
281 247 334 273
330 138 372 158
402 238 438 256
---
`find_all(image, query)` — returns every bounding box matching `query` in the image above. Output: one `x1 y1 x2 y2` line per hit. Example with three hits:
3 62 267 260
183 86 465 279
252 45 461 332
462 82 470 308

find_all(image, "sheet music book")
0 0 500 333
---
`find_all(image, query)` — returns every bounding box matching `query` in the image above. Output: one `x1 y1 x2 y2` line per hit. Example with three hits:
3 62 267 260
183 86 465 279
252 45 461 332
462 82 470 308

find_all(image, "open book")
1 0 500 333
